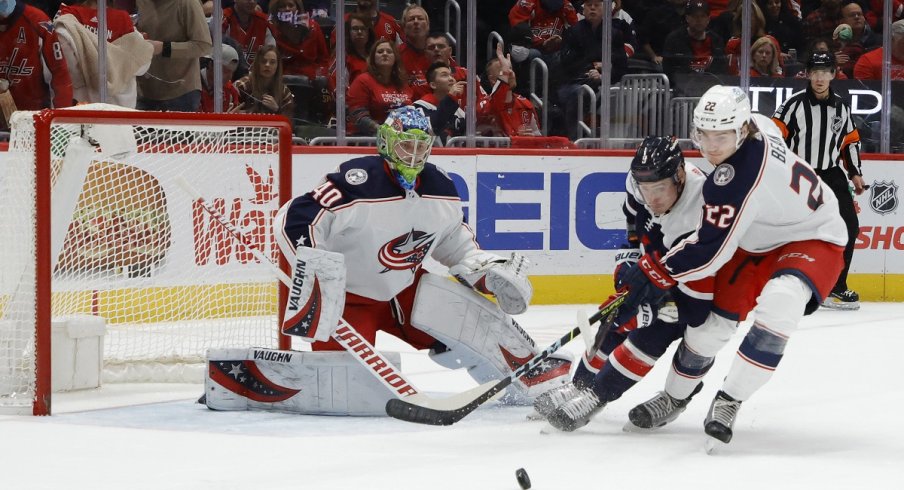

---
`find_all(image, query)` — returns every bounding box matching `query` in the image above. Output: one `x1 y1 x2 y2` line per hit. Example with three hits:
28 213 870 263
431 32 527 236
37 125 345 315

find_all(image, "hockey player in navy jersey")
272 106 572 409
535 136 715 432
616 86 847 447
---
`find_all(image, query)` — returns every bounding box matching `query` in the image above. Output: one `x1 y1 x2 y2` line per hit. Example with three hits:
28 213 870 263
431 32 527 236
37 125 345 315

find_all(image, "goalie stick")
174 176 420 398
384 291 627 426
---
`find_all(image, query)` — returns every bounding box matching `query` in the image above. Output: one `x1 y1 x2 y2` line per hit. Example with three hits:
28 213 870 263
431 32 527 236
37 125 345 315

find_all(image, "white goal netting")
1 104 290 414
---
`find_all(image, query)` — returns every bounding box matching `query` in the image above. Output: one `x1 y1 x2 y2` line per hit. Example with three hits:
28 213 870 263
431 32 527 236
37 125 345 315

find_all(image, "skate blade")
526 410 547 421
821 301 860 311
622 421 657 433
703 436 727 455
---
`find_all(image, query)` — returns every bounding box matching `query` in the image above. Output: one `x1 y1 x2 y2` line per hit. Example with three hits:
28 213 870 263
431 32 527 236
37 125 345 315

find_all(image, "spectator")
724 1 782 75
413 61 465 143
758 0 803 62
269 0 327 79
199 43 241 112
839 0 877 49
750 35 783 76
53 0 153 108
328 13 375 93
831 0 877 75
853 19 904 80
423 31 490 113
398 4 431 96
0 0 72 129
331 0 402 46
662 0 727 77
485 48 542 137
803 0 842 41
637 0 686 67
347 39 414 135
508 0 578 55
135 0 212 112
868 0 904 24
234 45 295 123
223 0 276 65
557 0 636 139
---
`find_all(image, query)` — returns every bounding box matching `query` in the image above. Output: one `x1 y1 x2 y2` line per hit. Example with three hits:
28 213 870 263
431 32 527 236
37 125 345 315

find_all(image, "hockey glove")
450 252 533 315
615 253 675 325
613 247 642 289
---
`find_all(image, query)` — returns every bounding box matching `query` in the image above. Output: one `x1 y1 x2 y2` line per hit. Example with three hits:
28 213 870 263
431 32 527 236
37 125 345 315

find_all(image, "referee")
772 51 864 310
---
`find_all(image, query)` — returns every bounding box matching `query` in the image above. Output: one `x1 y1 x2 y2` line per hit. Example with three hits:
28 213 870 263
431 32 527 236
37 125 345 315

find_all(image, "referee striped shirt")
771 86 862 176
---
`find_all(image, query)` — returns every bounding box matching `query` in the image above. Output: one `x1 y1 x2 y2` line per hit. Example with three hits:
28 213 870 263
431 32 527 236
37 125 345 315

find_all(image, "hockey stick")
384 291 627 426
174 176 419 398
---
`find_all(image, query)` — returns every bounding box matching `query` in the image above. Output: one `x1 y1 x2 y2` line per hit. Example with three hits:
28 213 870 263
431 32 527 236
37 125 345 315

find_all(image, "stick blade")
385 379 511 426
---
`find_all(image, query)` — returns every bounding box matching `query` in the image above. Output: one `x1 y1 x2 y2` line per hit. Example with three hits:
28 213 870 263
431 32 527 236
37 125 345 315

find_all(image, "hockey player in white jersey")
271 106 571 408
617 86 847 446
536 136 716 432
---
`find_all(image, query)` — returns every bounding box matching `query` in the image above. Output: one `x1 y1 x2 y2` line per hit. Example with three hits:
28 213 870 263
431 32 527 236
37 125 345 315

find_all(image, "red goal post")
1 105 293 415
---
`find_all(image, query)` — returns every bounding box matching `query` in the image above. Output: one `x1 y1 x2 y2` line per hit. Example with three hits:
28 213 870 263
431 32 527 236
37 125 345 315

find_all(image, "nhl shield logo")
869 181 898 215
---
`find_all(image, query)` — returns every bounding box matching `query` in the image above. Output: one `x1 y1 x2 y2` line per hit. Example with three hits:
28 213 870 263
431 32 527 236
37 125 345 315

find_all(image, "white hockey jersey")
275 156 481 301
662 118 847 283
624 161 708 252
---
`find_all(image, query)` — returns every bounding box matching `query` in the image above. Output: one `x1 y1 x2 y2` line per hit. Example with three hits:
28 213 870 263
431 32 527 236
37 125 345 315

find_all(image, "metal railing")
576 85 598 139
445 0 462 64
309 136 377 146
487 31 504 64
529 58 549 136
446 136 510 148
609 74 670 147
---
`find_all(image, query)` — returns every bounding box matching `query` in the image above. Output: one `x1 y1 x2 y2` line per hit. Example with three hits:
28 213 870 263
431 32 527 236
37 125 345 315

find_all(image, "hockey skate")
625 382 703 431
532 382 582 419
546 388 606 432
704 390 742 447
821 289 860 311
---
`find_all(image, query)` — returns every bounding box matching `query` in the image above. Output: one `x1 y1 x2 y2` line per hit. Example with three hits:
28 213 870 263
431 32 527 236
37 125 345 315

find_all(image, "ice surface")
2 304 902 489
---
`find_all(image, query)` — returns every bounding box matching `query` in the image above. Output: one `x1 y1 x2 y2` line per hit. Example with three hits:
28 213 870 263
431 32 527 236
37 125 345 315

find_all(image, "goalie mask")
691 85 751 163
377 106 435 188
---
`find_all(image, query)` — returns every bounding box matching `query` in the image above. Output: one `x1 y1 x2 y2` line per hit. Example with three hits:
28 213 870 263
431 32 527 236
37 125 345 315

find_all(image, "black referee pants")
816 166 859 293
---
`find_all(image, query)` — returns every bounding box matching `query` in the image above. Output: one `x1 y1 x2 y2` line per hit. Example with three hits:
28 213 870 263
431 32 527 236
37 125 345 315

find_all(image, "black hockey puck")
515 468 531 489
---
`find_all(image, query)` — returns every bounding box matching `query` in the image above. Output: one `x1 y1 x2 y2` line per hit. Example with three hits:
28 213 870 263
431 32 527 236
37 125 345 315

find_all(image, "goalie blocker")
205 348 402 416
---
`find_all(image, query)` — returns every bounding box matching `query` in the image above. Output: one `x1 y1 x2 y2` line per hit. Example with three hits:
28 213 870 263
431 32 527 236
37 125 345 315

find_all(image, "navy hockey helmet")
806 51 836 71
630 136 684 183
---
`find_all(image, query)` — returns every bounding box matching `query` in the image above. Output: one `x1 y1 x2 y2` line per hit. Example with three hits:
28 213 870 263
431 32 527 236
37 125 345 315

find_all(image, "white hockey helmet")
692 85 751 154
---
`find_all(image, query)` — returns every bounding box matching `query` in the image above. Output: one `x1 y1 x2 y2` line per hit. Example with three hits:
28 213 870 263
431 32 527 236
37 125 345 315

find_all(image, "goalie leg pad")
282 245 346 343
411 273 571 400
205 348 401 416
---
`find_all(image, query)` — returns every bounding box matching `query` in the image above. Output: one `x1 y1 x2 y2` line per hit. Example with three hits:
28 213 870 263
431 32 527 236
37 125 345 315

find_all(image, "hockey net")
1 104 293 414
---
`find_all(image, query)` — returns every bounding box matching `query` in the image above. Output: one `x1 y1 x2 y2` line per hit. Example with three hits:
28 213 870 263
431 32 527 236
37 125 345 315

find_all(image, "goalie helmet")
377 106 435 187
630 136 684 183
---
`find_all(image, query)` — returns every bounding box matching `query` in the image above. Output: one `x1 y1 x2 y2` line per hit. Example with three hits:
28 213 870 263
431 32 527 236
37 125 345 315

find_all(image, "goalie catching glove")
449 252 533 315
281 245 346 343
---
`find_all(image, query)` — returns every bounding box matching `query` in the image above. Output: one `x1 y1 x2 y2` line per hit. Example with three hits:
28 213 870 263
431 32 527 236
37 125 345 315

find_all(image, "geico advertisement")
292 153 904 276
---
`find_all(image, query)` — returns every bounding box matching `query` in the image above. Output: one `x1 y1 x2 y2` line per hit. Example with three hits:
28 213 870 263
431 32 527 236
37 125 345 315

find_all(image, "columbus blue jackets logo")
869 181 898 215
345 168 368 185
378 229 435 272
713 164 735 186
208 360 300 402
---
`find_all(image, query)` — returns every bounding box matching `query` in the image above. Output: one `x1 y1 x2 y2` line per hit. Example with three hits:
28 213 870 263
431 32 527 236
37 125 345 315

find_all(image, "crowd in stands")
1 0 903 146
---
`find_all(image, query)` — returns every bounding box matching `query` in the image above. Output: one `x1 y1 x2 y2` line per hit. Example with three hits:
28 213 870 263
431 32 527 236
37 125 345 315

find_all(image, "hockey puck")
515 468 531 489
